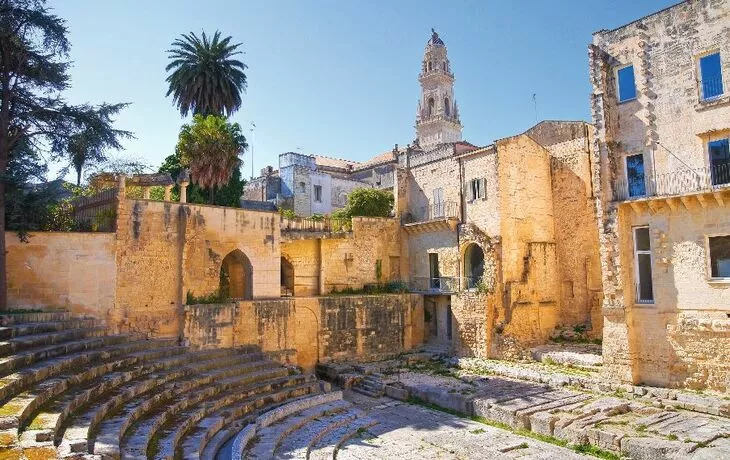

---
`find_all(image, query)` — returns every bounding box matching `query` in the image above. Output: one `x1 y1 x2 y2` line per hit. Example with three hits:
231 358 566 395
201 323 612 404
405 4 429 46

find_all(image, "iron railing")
701 76 725 101
401 201 459 225
408 276 459 294
280 216 352 233
613 163 730 202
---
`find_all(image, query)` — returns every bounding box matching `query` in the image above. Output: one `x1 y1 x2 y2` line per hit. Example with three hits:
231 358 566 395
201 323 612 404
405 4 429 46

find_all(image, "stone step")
352 385 384 398
275 407 364 459
0 326 109 357
16 342 183 442
161 378 319 460
54 349 242 455
246 400 351 460
0 312 77 326
0 332 142 380
307 416 377 460
0 334 147 407
0 319 102 341
228 392 340 460
121 362 285 459
185 378 320 460
84 352 268 458
242 392 345 460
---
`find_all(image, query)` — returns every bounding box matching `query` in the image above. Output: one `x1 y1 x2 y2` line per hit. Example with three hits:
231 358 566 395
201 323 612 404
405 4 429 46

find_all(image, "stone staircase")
230 391 376 460
0 311 327 459
352 373 385 398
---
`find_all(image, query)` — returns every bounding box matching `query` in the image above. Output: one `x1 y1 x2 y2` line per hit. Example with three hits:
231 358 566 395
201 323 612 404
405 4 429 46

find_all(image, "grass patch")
470 428 485 434
407 396 621 459
667 434 678 440
636 424 647 432
573 443 621 460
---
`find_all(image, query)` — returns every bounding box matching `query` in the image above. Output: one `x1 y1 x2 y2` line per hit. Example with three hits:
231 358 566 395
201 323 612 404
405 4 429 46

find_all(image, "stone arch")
427 97 435 117
281 256 294 296
444 97 450 117
220 249 253 300
463 243 485 289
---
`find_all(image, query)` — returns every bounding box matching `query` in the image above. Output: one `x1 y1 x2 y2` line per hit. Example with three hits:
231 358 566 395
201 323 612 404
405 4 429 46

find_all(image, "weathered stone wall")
282 217 404 295
494 134 560 351
591 0 730 389
461 147 500 236
5 232 116 318
114 182 280 336
615 203 730 389
183 294 424 370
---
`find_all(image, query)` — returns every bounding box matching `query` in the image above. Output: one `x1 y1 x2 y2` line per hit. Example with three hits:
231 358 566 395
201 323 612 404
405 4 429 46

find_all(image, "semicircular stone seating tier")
0 312 372 459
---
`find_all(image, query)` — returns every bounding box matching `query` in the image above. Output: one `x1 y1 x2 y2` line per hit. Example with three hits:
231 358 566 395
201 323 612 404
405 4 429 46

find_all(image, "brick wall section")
591 0 730 389
5 233 116 318
184 294 424 370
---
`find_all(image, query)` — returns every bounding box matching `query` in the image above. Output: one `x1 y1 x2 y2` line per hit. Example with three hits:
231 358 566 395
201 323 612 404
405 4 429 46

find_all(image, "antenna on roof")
532 93 538 122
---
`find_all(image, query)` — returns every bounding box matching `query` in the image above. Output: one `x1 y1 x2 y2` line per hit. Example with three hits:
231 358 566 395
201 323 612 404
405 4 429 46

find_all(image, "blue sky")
50 0 676 180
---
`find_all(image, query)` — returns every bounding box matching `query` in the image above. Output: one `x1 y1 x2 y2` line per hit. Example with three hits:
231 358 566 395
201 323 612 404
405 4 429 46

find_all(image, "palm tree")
176 114 247 203
165 31 247 117
68 131 98 186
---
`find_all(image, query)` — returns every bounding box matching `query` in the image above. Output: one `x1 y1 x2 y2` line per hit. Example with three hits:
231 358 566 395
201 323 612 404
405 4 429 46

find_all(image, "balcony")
401 201 459 233
612 163 730 211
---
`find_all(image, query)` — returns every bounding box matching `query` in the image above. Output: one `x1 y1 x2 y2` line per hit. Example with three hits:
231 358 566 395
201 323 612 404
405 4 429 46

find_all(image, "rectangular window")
699 52 724 100
633 226 654 303
313 185 322 203
709 235 730 279
625 154 647 198
429 253 440 290
432 188 444 217
469 178 486 201
709 138 730 186
617 65 637 102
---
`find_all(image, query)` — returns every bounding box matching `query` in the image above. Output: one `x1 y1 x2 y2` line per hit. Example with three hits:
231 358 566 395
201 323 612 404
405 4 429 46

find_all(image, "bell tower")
415 29 462 150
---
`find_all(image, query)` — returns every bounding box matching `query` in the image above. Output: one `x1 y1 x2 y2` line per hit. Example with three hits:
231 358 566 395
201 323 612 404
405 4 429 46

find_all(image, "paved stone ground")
338 390 592 459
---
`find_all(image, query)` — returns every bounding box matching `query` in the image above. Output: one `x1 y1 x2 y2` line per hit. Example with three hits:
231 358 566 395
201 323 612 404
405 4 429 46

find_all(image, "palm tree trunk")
209 186 215 204
76 168 82 187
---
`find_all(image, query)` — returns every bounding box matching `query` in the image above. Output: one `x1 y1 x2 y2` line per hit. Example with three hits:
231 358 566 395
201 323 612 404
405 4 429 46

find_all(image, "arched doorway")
220 249 253 300
463 243 485 289
281 257 294 296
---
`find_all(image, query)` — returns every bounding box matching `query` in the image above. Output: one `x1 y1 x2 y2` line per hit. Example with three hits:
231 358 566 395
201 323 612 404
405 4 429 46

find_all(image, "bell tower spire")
415 29 462 150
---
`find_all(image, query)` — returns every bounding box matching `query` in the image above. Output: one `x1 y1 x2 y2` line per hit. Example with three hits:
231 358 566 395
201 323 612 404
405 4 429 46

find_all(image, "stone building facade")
590 0 730 390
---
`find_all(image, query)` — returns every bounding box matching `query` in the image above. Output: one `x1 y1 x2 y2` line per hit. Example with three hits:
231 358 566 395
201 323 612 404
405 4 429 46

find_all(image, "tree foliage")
333 188 394 219
0 0 131 306
165 31 247 117
175 114 246 204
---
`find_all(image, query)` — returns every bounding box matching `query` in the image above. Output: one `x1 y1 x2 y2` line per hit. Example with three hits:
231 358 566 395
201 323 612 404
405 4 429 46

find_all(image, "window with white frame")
699 51 724 101
709 137 730 186
633 226 654 303
709 235 730 279
313 185 322 203
469 178 486 201
617 65 637 102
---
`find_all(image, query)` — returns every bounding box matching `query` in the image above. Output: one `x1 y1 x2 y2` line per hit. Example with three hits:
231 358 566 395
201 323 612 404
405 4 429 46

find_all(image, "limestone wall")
590 0 730 388
461 148 500 236
617 203 730 390
282 217 404 295
494 134 560 350
114 192 280 337
184 294 424 370
5 232 116 318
